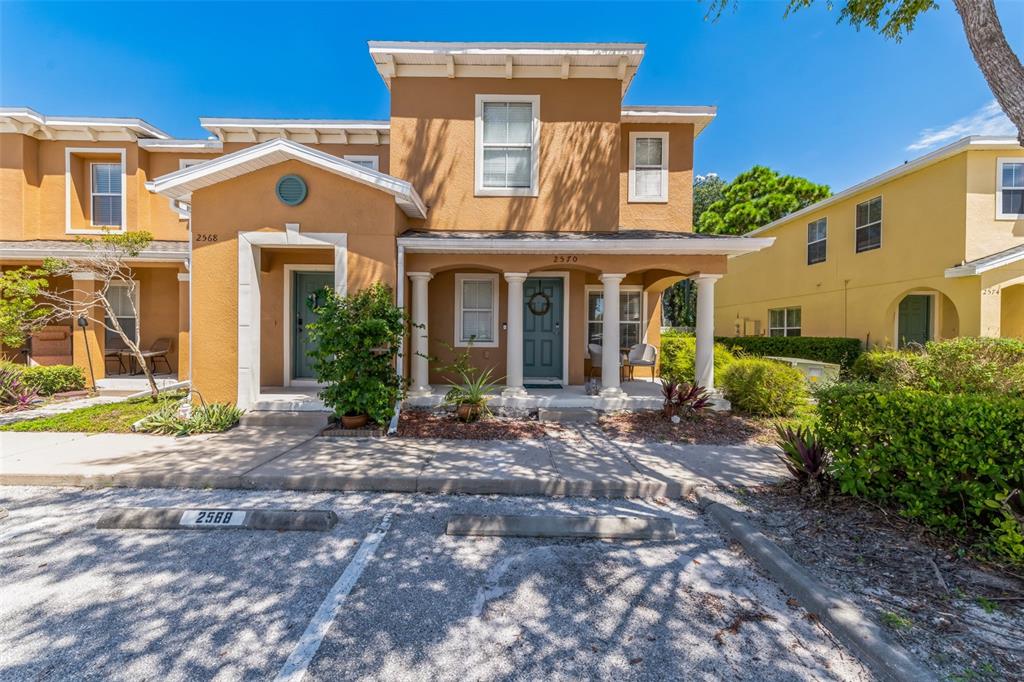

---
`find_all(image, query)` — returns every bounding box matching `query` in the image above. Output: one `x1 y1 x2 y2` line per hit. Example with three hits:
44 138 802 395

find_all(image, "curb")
697 491 936 682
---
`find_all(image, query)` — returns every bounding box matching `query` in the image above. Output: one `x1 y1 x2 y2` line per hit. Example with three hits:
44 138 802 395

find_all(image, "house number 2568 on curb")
179 510 245 527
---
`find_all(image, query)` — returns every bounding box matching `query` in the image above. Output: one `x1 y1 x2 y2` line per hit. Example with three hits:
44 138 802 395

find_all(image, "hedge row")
0 362 86 396
716 336 862 370
817 382 1024 563
659 330 735 384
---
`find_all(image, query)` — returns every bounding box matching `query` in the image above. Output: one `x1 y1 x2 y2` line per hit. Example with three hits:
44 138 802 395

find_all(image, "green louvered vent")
275 174 307 206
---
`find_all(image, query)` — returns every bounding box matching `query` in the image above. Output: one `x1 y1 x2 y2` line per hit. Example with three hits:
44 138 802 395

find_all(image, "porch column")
71 272 105 386
694 274 722 391
408 272 433 397
177 272 190 381
503 272 529 397
599 273 626 397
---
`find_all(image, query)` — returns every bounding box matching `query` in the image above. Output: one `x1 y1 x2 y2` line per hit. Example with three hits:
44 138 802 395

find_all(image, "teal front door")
292 272 333 380
523 277 564 382
897 295 932 348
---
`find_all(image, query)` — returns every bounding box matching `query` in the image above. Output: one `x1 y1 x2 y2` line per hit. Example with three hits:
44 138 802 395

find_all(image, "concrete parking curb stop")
696 491 936 682
96 507 338 532
446 513 677 540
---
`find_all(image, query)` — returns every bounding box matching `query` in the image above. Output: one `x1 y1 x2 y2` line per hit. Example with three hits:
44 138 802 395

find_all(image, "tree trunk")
954 0 1024 146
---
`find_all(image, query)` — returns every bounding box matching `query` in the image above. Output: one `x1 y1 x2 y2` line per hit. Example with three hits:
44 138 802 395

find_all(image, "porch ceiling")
397 229 774 256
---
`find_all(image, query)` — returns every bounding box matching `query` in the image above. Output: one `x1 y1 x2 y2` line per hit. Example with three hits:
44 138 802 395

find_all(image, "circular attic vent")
275 174 307 206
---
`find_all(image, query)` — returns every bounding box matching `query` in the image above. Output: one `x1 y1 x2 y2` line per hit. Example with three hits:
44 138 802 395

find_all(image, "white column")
694 274 722 391
503 272 529 397
599 273 626 397
408 272 433 397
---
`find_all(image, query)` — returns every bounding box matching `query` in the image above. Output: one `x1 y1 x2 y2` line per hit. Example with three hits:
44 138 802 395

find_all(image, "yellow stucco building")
715 137 1024 346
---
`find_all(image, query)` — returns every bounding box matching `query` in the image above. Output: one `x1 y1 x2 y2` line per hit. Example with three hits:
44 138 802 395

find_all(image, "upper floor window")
855 196 882 253
769 307 801 337
628 132 669 203
807 217 827 265
455 274 499 347
475 95 539 197
997 158 1024 219
344 155 379 171
91 162 122 227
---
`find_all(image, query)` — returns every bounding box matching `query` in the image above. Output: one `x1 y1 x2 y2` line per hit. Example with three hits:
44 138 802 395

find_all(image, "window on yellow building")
855 196 882 253
91 162 123 227
807 218 827 265
475 95 539 196
997 158 1024 219
769 307 801 337
628 132 669 202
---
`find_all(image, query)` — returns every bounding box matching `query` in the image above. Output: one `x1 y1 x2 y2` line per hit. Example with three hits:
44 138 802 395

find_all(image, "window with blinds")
628 132 669 202
476 96 538 196
807 217 827 265
855 196 882 253
456 274 498 346
104 282 139 349
997 158 1024 219
586 289 643 350
91 162 122 227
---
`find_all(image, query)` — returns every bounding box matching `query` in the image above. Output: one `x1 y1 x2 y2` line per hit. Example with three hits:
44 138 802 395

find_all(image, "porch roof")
0 239 189 263
945 243 1024 278
396 229 774 256
145 138 427 218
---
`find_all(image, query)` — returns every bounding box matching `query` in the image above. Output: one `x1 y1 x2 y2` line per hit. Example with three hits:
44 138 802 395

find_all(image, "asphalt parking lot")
0 486 871 681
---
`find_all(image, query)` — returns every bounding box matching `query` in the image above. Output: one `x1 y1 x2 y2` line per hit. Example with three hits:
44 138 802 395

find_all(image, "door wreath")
527 291 551 316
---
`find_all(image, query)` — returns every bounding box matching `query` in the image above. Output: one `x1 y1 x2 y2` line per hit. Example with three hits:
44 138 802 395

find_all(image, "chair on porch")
626 343 657 381
137 337 174 374
588 343 624 380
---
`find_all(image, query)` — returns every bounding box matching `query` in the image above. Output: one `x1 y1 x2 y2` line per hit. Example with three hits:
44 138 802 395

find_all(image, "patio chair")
588 343 623 380
138 337 173 374
626 343 657 381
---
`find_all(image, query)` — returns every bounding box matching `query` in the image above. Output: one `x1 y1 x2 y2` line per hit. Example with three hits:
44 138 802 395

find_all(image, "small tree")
0 267 50 353
305 282 407 425
3 232 162 400
697 166 831 236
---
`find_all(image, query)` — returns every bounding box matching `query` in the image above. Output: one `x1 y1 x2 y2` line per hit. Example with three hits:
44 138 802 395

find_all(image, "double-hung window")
586 288 643 350
475 95 539 196
855 196 882 253
104 281 139 349
997 158 1024 219
768 307 801 337
91 162 123 227
807 218 827 265
455 274 498 347
628 132 669 202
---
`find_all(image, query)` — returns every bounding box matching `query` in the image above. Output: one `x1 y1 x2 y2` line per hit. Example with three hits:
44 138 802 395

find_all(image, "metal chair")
626 343 657 380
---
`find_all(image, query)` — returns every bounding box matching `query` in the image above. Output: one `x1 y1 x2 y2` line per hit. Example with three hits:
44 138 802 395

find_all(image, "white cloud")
907 100 1016 151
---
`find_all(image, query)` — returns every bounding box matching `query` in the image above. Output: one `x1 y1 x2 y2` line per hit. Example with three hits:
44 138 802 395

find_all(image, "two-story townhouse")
4 42 775 412
714 136 1024 347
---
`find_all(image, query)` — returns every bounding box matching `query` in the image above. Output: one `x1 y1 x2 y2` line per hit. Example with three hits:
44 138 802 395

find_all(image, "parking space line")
273 510 395 682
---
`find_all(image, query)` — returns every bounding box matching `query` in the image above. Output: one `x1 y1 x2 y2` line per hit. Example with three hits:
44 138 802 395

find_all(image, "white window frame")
474 94 540 197
104 279 141 347
344 155 379 171
627 131 669 203
583 285 647 355
454 273 499 347
996 157 1024 220
807 217 827 265
768 307 801 337
66 147 126 234
854 195 883 253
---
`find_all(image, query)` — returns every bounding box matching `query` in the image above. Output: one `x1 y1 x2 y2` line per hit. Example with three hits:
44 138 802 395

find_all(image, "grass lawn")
1 392 185 433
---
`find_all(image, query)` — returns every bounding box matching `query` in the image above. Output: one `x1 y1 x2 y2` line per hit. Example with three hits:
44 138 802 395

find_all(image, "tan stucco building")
715 137 1024 347
2 42 774 411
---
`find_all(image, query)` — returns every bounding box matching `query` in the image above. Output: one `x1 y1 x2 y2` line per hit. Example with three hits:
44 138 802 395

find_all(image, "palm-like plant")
443 367 502 422
662 379 711 419
774 424 830 497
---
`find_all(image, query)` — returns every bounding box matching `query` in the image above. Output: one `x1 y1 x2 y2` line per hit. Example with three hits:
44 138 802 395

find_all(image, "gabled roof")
945 243 1024 278
368 41 646 95
621 105 717 136
747 135 1023 237
0 107 170 141
146 138 427 218
200 118 389 145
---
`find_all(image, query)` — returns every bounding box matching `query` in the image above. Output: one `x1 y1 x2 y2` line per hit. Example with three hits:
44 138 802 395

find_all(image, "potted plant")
304 283 407 429
443 367 501 422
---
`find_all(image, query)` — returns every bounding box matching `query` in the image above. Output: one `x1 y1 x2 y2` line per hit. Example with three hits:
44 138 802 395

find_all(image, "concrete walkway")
0 425 785 498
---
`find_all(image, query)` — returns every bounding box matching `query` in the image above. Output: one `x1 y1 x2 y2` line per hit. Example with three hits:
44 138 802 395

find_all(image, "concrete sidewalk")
0 426 785 498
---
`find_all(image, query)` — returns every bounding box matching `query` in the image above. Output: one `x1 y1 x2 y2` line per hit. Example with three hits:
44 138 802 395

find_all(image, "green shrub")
719 358 806 417
716 336 862 370
18 364 86 396
850 349 922 385
660 330 734 383
305 283 406 425
817 383 1024 563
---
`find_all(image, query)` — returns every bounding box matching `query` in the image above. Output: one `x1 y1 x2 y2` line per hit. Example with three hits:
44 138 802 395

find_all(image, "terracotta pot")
456 404 481 422
340 414 369 429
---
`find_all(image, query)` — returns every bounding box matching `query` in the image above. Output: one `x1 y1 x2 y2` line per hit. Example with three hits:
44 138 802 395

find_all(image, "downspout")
387 243 406 435
186 204 194 408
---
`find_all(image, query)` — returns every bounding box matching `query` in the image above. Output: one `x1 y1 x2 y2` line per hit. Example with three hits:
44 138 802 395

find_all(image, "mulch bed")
736 484 1024 681
396 409 563 440
599 410 777 445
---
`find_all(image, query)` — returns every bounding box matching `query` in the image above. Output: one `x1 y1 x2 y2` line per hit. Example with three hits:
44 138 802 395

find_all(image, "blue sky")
1 1 1020 192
